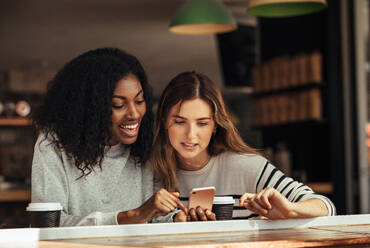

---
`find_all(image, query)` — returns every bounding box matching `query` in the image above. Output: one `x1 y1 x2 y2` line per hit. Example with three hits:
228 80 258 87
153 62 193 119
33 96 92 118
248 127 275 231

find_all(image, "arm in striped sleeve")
243 161 336 218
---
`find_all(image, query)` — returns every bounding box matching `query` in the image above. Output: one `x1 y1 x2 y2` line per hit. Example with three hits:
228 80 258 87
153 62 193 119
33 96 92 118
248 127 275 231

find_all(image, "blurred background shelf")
253 82 324 97
253 119 327 129
223 86 254 95
0 117 32 126
0 189 30 202
306 182 333 194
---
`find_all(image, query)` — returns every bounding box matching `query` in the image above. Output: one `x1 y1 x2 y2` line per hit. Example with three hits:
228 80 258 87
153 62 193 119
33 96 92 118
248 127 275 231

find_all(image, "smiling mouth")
120 123 139 129
119 123 139 137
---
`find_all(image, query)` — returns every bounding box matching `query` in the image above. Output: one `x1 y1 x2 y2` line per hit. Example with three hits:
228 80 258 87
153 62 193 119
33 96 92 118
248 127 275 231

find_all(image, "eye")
136 99 145 105
174 120 185 124
198 122 209 126
112 102 126 109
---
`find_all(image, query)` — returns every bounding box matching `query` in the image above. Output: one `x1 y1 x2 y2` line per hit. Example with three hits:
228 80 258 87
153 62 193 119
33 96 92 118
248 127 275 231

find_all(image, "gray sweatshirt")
31 133 172 226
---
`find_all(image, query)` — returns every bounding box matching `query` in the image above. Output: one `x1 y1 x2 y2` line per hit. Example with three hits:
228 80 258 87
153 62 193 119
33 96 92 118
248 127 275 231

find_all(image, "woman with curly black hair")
31 47 186 226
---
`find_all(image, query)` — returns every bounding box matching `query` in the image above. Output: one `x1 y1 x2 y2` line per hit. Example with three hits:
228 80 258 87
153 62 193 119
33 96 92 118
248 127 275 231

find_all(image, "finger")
163 191 189 214
155 198 179 214
158 198 177 213
157 204 175 216
260 190 272 210
154 189 177 211
205 209 216 221
159 193 182 212
162 195 188 215
245 199 269 215
175 198 188 215
255 190 269 209
189 208 198 221
242 198 253 209
174 211 187 222
170 192 180 198
254 195 265 209
196 207 207 221
239 193 254 206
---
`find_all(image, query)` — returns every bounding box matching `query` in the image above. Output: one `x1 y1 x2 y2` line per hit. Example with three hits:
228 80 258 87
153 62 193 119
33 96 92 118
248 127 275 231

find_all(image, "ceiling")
0 0 254 94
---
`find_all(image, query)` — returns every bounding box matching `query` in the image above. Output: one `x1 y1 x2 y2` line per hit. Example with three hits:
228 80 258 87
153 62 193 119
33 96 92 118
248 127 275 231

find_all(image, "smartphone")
188 186 216 210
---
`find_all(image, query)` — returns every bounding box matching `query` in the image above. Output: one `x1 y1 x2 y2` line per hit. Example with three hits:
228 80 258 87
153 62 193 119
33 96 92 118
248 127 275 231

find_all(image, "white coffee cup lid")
26 202 63 211
213 196 235 204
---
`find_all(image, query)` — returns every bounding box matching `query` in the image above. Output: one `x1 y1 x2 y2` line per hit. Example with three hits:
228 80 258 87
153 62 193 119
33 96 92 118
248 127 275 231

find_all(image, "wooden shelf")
223 86 254 95
0 189 31 202
307 182 333 194
0 117 32 126
253 119 327 129
222 87 254 101
253 82 323 97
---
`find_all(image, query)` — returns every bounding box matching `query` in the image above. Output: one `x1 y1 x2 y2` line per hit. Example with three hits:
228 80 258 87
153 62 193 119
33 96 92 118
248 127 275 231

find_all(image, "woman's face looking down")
166 98 216 170
109 73 146 146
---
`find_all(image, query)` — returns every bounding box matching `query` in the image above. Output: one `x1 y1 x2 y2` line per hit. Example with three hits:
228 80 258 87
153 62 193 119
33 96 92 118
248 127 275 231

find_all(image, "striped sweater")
176 151 336 219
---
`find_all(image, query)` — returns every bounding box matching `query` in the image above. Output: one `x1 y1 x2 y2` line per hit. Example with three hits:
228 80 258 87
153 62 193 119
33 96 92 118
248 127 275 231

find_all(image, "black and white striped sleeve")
255 161 336 216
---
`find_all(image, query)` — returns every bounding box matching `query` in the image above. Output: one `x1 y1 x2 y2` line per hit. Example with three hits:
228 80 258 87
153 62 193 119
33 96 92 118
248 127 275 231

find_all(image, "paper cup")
26 203 62 228
212 196 234 220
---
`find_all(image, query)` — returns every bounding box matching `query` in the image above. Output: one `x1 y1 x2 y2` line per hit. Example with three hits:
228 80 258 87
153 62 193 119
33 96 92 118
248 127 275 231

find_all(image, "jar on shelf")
15 100 31 117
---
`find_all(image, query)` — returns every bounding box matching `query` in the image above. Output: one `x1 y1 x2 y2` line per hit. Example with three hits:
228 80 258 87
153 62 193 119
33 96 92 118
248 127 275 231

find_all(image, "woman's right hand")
117 188 188 224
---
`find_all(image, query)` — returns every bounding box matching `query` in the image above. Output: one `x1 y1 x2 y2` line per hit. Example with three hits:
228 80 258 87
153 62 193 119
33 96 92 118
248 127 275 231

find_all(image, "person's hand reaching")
118 188 188 224
240 187 296 220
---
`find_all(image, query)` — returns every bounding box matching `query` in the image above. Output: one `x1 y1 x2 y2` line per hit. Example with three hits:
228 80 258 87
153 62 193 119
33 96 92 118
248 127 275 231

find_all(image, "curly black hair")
33 47 154 177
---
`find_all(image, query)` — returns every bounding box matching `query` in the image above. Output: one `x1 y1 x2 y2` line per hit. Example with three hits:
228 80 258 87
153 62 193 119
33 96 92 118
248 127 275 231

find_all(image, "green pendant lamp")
169 0 237 35
247 0 327 18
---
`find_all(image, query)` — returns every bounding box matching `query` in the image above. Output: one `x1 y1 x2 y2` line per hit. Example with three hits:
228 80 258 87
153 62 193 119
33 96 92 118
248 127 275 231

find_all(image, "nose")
186 123 196 140
126 103 140 120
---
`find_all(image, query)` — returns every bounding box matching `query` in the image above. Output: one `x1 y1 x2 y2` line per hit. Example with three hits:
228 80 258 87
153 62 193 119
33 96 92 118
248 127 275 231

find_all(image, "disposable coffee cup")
26 202 62 228
212 196 234 220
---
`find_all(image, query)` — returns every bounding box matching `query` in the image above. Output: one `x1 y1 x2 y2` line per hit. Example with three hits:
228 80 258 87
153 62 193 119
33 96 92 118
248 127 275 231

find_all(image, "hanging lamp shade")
169 0 237 35
247 0 327 18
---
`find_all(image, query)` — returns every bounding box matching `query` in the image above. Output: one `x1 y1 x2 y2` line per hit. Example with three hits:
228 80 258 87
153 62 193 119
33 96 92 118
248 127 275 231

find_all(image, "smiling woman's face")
109 73 146 146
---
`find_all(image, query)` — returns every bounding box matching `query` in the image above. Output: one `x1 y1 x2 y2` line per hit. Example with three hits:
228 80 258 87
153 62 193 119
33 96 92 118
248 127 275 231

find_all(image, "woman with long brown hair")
151 71 335 221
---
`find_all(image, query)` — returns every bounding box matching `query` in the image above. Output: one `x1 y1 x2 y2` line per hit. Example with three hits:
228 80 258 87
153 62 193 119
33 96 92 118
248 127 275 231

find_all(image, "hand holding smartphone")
188 186 216 211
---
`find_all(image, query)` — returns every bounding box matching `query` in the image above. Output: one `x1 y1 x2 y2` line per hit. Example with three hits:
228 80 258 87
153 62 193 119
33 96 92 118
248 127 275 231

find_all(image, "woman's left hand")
173 207 216 222
188 206 216 221
239 187 297 220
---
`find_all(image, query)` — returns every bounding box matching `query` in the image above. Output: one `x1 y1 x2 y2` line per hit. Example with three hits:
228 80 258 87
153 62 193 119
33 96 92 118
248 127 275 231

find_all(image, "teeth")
120 123 138 129
184 143 196 147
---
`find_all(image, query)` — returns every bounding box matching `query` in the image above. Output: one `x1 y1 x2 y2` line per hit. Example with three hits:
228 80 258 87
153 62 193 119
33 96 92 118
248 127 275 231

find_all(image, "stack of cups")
212 196 235 220
26 203 63 228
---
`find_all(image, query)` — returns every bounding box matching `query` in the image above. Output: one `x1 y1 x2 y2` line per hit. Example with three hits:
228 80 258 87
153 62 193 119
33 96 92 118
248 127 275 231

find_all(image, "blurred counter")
35 214 370 247
1 214 369 247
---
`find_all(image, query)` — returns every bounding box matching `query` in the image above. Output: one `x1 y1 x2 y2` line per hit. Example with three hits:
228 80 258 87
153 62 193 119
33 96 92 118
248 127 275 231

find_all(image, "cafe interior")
0 0 370 246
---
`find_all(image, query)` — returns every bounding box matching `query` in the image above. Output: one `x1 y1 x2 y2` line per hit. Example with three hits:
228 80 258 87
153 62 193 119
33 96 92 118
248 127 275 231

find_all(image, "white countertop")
1 214 369 246
37 214 370 240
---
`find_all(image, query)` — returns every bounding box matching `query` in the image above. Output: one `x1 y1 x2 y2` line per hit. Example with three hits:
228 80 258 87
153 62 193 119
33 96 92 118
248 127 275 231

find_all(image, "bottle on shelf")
3 102 16 116
0 101 4 116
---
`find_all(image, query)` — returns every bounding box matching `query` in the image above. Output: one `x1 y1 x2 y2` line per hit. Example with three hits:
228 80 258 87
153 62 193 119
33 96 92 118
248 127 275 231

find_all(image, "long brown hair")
151 71 258 191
